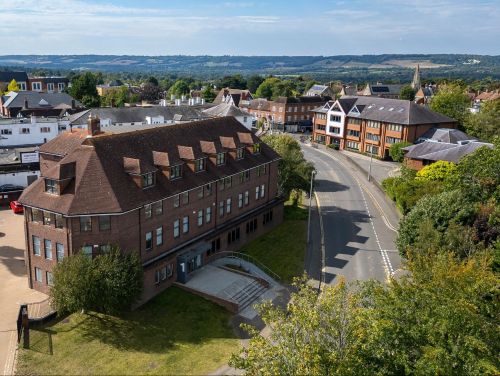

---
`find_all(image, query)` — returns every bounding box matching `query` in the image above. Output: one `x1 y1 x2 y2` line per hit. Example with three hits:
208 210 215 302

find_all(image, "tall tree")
255 77 280 100
430 84 471 126
218 74 247 90
169 79 190 97
201 85 216 102
261 134 314 198
399 84 416 101
247 75 265 93
69 72 100 107
463 99 500 142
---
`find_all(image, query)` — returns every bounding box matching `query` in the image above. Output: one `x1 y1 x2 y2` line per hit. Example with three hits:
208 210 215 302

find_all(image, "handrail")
207 251 281 282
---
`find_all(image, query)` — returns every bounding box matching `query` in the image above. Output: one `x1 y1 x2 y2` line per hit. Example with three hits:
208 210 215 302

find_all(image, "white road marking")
307 146 395 280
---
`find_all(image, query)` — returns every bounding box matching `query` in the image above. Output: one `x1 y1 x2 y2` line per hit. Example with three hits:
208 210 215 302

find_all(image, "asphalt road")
303 145 401 284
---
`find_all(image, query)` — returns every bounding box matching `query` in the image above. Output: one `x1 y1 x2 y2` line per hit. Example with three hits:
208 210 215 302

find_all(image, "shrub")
389 141 412 162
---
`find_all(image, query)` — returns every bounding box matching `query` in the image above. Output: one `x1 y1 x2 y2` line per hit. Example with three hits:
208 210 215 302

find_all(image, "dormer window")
236 147 245 160
253 143 261 154
170 165 182 180
195 158 205 172
45 179 58 195
216 153 226 166
142 172 155 188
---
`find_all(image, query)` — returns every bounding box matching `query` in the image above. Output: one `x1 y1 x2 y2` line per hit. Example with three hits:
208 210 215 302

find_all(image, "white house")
0 116 69 147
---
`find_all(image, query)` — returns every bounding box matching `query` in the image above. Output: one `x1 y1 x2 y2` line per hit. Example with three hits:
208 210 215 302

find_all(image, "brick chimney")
71 99 75 109
87 113 101 137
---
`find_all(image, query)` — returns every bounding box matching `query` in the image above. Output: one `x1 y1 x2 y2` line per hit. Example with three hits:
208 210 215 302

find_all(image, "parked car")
0 184 23 193
9 200 23 214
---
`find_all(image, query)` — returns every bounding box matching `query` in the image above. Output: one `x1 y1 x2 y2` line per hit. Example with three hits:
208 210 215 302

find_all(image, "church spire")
411 64 421 90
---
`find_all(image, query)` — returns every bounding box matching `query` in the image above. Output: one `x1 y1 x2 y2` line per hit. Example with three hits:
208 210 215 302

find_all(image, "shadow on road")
314 179 349 193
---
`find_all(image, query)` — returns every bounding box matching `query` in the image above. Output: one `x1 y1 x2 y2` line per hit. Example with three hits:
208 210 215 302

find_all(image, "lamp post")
307 170 317 244
367 145 373 182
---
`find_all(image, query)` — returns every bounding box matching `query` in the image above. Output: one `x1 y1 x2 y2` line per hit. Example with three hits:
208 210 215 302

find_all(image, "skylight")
379 107 384 110
388 108 394 111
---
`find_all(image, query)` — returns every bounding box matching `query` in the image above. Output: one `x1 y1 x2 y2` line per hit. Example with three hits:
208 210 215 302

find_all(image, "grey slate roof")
69 106 209 126
340 96 456 125
306 85 332 96
417 128 477 144
0 71 28 83
202 103 251 118
2 91 82 109
365 84 403 96
403 140 493 163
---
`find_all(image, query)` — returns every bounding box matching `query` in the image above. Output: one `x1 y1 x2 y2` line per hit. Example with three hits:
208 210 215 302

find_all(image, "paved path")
302 145 401 284
339 149 401 185
0 208 46 376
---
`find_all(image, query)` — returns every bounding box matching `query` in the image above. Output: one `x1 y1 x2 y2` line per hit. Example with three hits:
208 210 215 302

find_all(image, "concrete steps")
228 280 267 311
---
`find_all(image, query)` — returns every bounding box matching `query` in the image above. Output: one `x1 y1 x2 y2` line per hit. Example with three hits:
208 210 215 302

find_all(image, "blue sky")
0 0 498 55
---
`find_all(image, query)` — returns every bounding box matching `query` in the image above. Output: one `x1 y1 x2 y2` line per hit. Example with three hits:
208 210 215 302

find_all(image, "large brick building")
312 96 457 159
19 116 283 303
247 96 330 132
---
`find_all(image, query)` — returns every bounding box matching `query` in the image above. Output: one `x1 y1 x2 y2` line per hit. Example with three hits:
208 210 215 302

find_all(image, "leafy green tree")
388 141 412 162
262 134 314 198
231 252 499 375
271 80 296 100
218 74 247 90
255 77 280 100
7 79 20 92
463 99 500 142
146 76 159 86
430 84 471 126
69 72 100 107
50 246 143 314
416 160 457 182
399 84 416 101
397 189 476 255
169 79 190 97
201 85 216 102
101 86 132 107
247 75 265 93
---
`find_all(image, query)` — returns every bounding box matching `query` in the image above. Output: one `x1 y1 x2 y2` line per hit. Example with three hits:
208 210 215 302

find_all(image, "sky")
0 0 499 55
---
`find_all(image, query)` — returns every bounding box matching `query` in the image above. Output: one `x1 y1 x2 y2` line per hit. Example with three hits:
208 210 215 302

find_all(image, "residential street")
302 144 402 284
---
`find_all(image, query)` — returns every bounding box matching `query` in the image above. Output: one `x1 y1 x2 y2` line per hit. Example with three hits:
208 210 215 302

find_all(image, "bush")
397 190 477 256
51 246 143 314
389 141 412 162
327 143 339 150
416 160 457 182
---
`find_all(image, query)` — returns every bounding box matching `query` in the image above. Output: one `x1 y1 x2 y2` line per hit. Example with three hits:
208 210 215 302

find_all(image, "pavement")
302 144 401 284
0 208 46 376
339 149 401 185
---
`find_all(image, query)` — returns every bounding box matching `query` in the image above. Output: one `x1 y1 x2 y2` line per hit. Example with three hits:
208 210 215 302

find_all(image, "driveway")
0 208 46 376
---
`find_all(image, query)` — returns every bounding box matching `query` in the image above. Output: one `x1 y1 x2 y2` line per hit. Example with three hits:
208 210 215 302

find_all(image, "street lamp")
307 170 317 244
367 145 374 182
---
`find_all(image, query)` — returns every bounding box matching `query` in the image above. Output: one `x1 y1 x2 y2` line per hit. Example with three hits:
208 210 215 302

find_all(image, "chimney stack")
24 98 29 109
87 113 101 137
71 99 76 109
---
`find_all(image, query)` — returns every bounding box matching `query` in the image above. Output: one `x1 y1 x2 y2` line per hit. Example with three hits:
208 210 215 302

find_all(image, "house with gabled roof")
305 84 335 98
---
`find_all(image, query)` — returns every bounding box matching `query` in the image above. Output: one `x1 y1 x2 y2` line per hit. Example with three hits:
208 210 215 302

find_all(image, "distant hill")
0 54 499 81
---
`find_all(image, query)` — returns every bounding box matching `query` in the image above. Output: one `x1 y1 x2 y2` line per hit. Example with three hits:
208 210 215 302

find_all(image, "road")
302 145 401 284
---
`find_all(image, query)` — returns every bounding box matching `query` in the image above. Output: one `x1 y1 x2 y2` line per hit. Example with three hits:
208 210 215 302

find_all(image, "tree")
139 82 161 101
399 84 416 101
169 79 190 97
201 85 216 102
463 99 500 142
416 160 457 182
50 246 143 314
430 84 471 126
231 252 499 375
146 76 159 86
7 79 20 92
397 189 476 256
230 277 367 375
255 77 280 100
69 72 100 107
247 75 265 93
217 74 247 90
261 134 314 198
101 86 132 107
271 80 296 100
388 141 412 162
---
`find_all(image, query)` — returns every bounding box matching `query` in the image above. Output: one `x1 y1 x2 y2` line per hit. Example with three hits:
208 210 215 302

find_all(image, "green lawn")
241 199 308 283
16 287 239 375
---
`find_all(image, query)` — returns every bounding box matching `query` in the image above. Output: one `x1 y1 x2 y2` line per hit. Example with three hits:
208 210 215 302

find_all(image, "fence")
16 298 56 345
206 251 281 282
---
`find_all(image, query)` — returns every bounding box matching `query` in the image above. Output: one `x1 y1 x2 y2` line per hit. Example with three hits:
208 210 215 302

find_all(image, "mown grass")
241 197 308 283
16 287 238 375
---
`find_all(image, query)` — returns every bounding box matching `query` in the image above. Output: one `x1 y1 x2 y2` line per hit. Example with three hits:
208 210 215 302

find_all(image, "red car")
9 200 23 214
